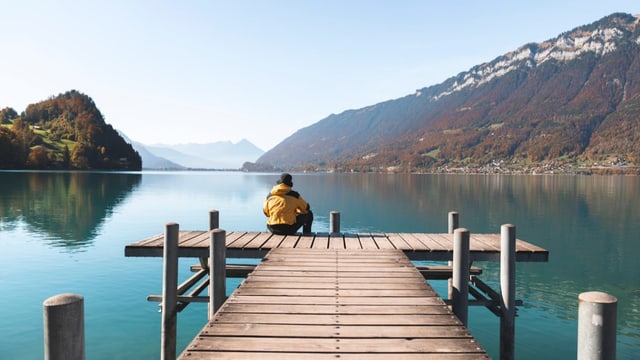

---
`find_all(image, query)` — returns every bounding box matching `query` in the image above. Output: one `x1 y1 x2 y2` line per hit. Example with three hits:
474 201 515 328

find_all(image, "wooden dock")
125 231 548 262
179 248 489 359
125 216 548 359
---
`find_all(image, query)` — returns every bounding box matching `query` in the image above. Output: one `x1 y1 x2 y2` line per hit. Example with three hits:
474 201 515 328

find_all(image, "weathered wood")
448 212 459 302
178 248 488 359
227 295 444 305
209 229 226 318
578 291 617 360
176 269 207 294
190 264 255 277
180 352 489 360
225 231 258 248
125 231 548 262
312 235 329 249
452 228 470 326
125 231 549 262
295 234 314 248
220 303 452 314
330 211 340 233
43 293 85 360
500 224 516 360
208 209 218 230
147 295 209 303
418 265 482 280
448 211 459 234
184 336 485 353
161 223 179 360
198 323 471 337
127 211 549 359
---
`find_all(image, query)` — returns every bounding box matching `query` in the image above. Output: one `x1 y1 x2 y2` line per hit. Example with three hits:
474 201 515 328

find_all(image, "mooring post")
448 211 459 300
448 211 459 234
43 293 85 360
203 210 220 270
209 209 219 230
577 291 617 360
330 211 341 233
161 222 179 360
209 229 226 319
452 227 470 326
500 224 516 360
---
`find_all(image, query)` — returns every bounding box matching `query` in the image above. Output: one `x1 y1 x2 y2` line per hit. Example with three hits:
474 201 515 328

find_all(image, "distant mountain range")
2 91 263 171
122 135 264 170
253 13 640 174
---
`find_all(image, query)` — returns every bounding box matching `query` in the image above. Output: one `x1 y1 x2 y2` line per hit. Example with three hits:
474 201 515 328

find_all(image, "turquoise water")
1 171 638 359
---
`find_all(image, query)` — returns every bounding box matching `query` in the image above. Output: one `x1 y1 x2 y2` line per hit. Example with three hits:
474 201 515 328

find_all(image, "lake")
1 171 638 359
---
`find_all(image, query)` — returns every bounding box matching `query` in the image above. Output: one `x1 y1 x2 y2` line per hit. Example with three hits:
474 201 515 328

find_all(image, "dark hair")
277 173 293 186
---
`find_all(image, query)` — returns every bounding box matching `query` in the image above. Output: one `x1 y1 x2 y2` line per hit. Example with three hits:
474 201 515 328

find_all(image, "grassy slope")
2 123 77 162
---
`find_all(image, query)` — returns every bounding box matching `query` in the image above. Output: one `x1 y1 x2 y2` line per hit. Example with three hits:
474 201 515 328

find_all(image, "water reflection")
291 173 640 346
0 171 141 250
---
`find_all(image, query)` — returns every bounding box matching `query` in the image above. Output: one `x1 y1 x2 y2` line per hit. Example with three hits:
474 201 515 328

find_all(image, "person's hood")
270 183 292 196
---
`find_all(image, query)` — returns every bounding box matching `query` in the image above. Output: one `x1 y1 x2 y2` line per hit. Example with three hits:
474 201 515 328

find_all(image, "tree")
62 145 71 169
11 118 39 148
71 141 93 169
0 127 26 168
26 147 50 169
0 107 18 124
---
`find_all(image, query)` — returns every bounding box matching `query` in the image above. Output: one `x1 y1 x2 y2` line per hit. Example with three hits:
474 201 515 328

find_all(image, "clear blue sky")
1 1 637 151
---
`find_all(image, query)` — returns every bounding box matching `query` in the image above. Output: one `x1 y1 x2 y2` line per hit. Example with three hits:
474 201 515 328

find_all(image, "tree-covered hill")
0 90 141 170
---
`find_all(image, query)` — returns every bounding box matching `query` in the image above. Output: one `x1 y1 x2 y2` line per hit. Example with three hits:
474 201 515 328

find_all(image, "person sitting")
263 173 313 235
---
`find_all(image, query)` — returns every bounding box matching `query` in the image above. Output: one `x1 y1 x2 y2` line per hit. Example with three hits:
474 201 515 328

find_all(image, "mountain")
134 143 186 170
0 90 141 170
117 131 184 170
145 139 264 169
255 13 640 174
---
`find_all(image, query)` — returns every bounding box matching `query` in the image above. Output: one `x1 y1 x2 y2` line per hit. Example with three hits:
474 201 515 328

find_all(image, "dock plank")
278 234 300 248
356 233 379 249
124 230 548 262
329 234 345 249
224 231 252 247
226 295 446 306
312 235 329 249
197 323 472 337
411 233 451 251
259 233 286 249
372 233 396 249
185 336 485 353
294 235 314 248
344 233 362 249
220 303 451 314
178 248 488 359
180 353 489 360
389 233 425 251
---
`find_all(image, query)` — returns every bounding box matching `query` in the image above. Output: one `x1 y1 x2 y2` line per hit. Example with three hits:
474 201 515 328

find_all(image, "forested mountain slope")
255 13 640 174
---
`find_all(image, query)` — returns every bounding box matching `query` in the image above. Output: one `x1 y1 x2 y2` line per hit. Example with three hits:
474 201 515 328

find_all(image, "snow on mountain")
432 14 640 101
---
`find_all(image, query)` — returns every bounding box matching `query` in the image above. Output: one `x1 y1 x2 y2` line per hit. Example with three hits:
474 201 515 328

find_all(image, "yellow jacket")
263 183 310 225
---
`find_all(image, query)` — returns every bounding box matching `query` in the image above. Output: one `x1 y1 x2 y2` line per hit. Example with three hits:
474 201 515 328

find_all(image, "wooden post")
500 224 516 360
330 211 341 233
43 293 85 360
448 211 459 234
202 209 220 269
578 291 617 360
209 209 219 230
161 222 179 360
448 211 459 299
452 228 470 326
209 229 226 318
